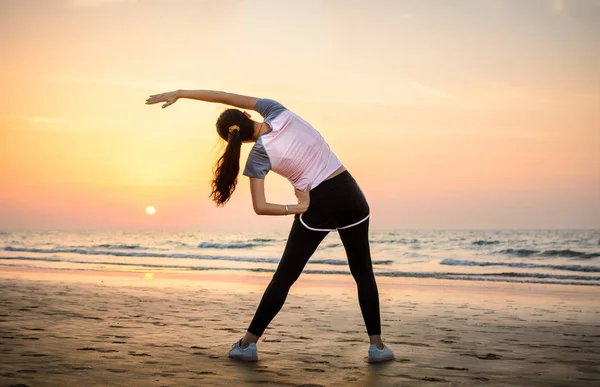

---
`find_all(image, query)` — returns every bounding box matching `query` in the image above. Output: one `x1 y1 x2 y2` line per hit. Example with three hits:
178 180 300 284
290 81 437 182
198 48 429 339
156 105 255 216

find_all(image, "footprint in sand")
460 352 502 360
152 372 176 377
421 377 448 382
301 359 330 365
128 352 151 357
444 366 469 371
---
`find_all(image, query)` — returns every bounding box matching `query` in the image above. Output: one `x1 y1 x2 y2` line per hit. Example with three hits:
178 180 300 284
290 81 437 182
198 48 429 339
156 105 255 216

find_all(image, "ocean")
1 229 599 286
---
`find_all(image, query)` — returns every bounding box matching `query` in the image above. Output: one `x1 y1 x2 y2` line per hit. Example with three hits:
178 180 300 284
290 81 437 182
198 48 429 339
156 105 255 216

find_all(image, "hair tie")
228 125 240 134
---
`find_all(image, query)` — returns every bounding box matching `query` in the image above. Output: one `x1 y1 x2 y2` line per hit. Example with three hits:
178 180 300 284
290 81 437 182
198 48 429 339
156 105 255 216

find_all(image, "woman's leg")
241 216 329 346
337 217 383 347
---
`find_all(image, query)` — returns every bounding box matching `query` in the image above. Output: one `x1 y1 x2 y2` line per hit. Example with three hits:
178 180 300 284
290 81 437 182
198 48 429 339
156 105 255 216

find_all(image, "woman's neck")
252 121 268 141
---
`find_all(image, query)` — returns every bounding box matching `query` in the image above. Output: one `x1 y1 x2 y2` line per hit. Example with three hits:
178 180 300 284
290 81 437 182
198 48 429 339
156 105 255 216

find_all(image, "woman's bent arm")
178 90 259 110
249 177 309 216
255 202 308 216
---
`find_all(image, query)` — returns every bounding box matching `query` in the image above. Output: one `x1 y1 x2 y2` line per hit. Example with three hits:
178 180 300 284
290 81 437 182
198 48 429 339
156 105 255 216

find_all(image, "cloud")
66 0 140 7
277 76 452 106
551 0 565 14
0 116 66 125
25 116 66 125
447 78 600 111
46 74 181 91
548 0 600 21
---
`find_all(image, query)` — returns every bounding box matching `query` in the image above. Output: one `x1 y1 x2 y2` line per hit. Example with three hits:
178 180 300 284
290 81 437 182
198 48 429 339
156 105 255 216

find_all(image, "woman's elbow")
253 204 265 215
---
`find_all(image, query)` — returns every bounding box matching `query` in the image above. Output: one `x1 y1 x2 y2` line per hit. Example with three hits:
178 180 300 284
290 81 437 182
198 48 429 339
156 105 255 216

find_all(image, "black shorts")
296 170 370 232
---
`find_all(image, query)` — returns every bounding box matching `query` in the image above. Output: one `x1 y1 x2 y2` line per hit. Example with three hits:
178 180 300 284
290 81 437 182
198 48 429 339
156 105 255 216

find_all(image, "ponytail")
210 128 243 206
210 108 255 206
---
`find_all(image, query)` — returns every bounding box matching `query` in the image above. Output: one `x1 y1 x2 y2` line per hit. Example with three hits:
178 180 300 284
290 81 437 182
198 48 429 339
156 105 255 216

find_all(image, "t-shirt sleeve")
243 142 271 179
254 98 286 121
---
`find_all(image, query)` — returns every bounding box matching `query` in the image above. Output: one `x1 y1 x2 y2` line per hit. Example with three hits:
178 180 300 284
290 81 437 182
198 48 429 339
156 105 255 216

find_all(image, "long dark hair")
210 109 255 206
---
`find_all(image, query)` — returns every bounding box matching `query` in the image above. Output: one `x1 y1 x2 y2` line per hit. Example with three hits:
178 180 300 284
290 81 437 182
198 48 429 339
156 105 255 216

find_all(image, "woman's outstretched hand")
145 90 180 109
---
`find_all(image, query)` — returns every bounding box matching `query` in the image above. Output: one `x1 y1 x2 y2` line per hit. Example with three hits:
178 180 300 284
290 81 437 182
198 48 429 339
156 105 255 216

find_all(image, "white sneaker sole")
229 354 258 362
368 354 395 363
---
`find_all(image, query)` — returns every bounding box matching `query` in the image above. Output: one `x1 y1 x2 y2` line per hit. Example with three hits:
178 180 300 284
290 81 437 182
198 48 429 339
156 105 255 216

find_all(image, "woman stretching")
145 90 395 363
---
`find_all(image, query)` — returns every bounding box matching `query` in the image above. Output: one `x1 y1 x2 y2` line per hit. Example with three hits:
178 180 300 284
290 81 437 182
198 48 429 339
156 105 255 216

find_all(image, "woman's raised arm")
145 89 259 110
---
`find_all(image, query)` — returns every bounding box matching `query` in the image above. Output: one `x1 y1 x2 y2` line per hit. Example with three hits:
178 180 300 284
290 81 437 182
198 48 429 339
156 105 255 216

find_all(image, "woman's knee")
350 266 375 283
271 268 300 290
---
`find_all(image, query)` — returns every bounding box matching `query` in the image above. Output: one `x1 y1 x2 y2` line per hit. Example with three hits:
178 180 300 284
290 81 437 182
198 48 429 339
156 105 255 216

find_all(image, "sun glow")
145 206 156 216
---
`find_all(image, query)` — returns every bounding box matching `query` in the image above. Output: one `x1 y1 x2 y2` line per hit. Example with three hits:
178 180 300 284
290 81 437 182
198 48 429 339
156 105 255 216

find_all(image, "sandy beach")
0 268 599 387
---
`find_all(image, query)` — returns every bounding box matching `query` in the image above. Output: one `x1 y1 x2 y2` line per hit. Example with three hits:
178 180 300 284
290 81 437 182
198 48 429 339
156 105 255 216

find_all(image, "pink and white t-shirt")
243 99 342 191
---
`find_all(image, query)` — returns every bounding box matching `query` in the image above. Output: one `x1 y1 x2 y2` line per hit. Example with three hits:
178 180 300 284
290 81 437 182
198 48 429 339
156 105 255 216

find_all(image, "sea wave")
197 242 256 249
2 246 280 262
472 240 501 245
440 259 600 273
0 250 392 266
311 259 393 266
249 238 277 243
2 260 599 286
540 249 600 258
497 249 599 259
94 244 143 249
371 238 420 244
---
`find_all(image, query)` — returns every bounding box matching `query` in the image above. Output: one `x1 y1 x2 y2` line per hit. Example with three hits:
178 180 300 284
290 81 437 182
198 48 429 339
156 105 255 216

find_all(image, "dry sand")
0 267 599 386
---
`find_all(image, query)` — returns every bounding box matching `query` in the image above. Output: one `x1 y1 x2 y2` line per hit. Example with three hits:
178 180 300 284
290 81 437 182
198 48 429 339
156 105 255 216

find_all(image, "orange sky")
1 0 599 231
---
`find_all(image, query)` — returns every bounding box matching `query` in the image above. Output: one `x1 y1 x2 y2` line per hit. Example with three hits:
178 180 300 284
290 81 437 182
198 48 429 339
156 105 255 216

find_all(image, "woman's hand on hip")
294 185 311 207
145 90 180 109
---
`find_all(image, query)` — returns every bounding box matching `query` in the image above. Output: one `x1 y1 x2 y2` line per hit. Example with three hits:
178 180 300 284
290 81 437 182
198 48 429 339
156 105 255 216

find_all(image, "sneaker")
228 339 258 361
368 343 395 363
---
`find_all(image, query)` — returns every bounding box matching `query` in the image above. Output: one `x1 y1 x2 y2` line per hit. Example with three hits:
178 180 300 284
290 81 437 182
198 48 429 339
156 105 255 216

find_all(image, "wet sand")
0 268 599 386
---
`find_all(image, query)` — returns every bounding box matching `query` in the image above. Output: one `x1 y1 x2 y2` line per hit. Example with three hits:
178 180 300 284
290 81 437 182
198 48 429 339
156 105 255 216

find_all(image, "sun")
145 206 156 216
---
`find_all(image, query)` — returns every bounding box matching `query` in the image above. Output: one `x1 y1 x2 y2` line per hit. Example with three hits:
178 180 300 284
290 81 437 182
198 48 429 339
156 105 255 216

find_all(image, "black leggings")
247 170 381 337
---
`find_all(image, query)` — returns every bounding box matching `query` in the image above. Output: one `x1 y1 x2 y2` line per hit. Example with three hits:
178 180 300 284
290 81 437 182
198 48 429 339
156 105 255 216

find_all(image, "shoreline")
1 265 599 309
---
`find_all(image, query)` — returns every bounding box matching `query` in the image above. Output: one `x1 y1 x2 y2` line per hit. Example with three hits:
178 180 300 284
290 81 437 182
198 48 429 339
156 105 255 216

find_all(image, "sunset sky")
1 0 599 231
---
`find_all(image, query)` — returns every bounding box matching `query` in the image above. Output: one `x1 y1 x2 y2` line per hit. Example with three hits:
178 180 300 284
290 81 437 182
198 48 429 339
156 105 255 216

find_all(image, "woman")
145 90 395 363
